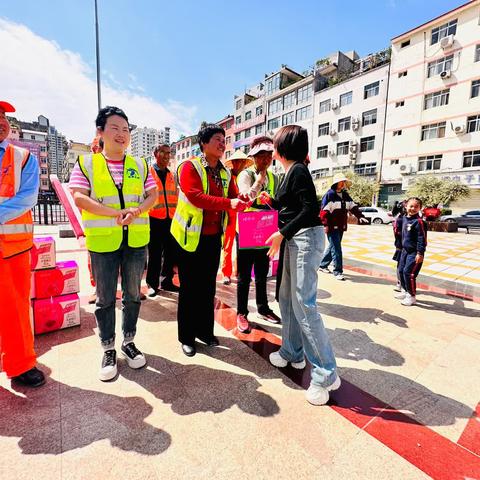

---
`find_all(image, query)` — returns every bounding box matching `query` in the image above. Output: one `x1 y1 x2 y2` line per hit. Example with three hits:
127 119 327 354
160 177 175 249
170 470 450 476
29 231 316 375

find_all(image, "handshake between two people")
230 191 272 212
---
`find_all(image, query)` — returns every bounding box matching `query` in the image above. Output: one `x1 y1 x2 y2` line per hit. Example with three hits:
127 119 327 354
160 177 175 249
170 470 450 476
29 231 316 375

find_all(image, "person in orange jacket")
0 100 45 387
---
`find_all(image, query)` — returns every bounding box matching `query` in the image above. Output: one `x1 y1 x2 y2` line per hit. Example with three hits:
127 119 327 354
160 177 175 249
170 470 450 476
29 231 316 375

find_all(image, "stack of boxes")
30 236 81 334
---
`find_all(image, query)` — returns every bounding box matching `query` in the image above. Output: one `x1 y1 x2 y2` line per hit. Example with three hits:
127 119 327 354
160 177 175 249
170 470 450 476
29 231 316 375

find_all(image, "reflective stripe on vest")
78 153 150 253
149 166 178 219
0 144 34 258
170 157 231 252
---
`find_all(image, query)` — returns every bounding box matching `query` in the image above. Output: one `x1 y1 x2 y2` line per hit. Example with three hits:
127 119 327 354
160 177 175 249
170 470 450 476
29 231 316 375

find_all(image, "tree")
406 175 470 207
344 170 380 206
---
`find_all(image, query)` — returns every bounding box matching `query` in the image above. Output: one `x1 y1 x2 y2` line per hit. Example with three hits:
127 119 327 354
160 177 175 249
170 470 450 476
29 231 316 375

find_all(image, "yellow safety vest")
78 153 150 253
244 168 278 212
171 157 231 252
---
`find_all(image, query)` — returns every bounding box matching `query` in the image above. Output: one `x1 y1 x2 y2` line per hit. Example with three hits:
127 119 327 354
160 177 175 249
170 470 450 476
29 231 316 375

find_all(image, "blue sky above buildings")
3 0 465 140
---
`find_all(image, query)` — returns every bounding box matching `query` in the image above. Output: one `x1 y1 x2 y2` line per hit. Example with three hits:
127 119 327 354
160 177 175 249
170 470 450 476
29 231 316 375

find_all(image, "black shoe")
12 367 46 387
199 336 219 347
161 282 180 292
147 287 159 298
182 344 196 357
258 310 281 324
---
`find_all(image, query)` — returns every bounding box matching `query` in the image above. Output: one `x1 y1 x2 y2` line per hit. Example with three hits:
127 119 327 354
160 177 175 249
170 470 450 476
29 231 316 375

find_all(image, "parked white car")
358 206 393 224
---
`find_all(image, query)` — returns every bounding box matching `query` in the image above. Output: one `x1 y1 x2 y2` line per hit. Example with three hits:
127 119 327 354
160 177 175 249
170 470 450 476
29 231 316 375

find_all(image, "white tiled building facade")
130 126 170 165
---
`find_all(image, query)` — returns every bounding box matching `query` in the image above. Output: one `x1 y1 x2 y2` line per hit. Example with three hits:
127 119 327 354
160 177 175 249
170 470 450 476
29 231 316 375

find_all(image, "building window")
225 136 231 145
427 54 454 77
418 154 442 171
282 111 295 126
364 81 380 99
283 91 297 109
235 99 242 110
296 105 312 121
395 100 405 108
225 151 231 159
467 115 480 133
337 141 349 155
401 39 411 48
475 45 480 62
424 88 450 109
354 163 377 176
235 116 241 125
235 132 241 142
40 168 48 175
255 124 263 135
471 79 480 98
269 97 283 115
393 130 403 136
318 122 330 136
398 71 408 78
338 117 351 132
360 136 375 152
362 109 377 126
390 159 399 165
431 19 457 45
266 74 281 95
339 91 353 107
317 145 328 158
267 117 280 130
41 180 48 187
421 122 446 140
463 150 480 168
319 99 331 113
245 111 252 121
244 128 251 139
256 106 263 116
311 168 330 178
297 84 312 103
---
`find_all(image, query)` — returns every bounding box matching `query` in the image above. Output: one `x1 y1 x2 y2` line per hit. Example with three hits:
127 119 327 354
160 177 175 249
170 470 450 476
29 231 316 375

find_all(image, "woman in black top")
262 125 340 406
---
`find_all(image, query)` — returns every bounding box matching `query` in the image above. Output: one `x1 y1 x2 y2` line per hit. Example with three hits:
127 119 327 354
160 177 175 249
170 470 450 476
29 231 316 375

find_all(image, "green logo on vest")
126 168 140 179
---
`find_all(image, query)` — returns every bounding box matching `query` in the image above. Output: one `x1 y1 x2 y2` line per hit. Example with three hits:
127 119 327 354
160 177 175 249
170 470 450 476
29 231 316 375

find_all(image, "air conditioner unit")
453 124 466 135
349 142 358 153
440 34 455 49
349 153 357 160
329 129 337 136
352 123 359 131
399 164 412 174
328 150 336 156
440 69 452 79
331 103 339 110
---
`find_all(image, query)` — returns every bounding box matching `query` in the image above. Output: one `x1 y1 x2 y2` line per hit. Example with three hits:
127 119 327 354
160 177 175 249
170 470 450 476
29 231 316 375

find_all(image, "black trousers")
236 244 270 316
177 234 222 345
146 217 175 290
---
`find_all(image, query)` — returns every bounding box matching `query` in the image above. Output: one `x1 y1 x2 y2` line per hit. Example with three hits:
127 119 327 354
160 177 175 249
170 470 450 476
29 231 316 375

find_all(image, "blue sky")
2 0 465 140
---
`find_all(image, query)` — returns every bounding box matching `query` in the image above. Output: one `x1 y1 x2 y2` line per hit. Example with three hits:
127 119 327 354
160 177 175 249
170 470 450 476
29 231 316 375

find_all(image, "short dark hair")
406 197 423 208
154 143 170 154
98 138 104 148
197 124 225 152
273 125 308 163
249 135 273 150
95 106 129 130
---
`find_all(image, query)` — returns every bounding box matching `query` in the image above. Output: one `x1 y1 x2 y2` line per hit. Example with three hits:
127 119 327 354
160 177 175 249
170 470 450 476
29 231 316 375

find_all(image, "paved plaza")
0 225 479 480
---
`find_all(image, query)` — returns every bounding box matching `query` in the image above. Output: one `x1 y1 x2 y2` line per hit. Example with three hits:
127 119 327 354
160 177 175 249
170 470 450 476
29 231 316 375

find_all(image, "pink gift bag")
237 210 278 249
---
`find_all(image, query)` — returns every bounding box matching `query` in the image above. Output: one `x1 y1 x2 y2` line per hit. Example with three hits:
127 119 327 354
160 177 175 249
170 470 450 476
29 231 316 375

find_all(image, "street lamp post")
94 0 102 110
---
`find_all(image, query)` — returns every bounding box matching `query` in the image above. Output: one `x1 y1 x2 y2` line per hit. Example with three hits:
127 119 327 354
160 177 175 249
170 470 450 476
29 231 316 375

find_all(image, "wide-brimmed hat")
331 173 352 188
224 150 254 169
248 142 274 157
0 101 15 113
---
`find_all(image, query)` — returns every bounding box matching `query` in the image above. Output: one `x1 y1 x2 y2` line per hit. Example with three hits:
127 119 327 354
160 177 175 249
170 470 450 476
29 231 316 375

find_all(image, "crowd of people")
0 101 427 406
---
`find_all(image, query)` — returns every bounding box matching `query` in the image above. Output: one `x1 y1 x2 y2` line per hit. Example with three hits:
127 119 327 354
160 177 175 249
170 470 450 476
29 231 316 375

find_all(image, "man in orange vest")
146 143 179 296
0 100 45 387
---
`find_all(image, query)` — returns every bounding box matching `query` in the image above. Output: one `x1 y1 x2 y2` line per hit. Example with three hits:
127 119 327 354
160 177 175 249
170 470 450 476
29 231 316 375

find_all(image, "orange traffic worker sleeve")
0 250 36 378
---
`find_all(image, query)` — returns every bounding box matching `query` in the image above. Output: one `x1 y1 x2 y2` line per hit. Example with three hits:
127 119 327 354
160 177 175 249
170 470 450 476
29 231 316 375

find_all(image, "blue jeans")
320 229 344 275
90 244 147 349
278 227 338 388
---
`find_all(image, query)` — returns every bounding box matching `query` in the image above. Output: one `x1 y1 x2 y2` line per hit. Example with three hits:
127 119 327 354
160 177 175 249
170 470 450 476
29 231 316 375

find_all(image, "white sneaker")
401 294 416 306
319 267 331 274
121 342 146 369
99 349 117 381
334 273 345 281
393 283 402 292
394 289 407 299
306 376 341 405
269 350 306 369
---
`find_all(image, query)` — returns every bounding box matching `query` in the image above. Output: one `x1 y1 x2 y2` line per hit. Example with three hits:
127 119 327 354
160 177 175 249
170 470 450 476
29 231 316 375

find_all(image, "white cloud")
0 18 197 143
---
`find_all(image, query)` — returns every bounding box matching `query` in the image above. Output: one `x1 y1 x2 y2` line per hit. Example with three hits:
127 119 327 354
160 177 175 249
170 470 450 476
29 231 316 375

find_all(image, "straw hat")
224 150 254 169
331 173 352 188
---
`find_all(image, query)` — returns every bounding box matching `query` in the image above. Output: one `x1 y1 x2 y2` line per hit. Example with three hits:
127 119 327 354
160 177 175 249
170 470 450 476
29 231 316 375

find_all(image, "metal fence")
32 200 68 225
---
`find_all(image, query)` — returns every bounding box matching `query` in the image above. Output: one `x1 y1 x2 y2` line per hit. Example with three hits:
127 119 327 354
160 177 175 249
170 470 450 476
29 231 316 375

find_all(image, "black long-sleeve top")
271 162 320 240
401 214 427 254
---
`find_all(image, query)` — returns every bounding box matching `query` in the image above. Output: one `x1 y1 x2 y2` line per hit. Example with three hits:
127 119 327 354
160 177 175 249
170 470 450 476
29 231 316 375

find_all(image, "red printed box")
31 236 56 270
33 260 79 299
32 293 80 335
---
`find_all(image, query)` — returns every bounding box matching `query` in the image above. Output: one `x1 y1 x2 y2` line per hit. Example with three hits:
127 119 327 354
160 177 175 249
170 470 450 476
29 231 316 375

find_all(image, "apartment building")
381 0 480 208
172 134 200 165
216 115 235 160
47 125 67 180
310 50 390 181
64 141 90 182
130 126 169 165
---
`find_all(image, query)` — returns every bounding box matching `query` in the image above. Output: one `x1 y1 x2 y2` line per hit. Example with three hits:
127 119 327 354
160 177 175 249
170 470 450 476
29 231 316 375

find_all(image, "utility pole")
94 0 102 110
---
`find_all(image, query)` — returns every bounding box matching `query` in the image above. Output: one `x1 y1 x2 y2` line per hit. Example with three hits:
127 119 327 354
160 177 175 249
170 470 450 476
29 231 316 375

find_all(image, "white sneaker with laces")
99 349 117 381
306 376 341 405
121 342 146 369
394 289 407 299
334 273 345 281
401 293 416 306
319 267 331 274
269 351 306 369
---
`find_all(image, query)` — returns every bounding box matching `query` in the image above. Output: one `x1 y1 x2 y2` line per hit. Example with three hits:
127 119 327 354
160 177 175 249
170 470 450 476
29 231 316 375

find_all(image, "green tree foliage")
406 175 470 207
344 170 380 206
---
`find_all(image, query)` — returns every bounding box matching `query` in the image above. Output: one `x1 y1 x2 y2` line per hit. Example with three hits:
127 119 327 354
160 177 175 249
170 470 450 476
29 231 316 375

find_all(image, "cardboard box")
33 260 79 299
32 293 80 335
31 237 56 270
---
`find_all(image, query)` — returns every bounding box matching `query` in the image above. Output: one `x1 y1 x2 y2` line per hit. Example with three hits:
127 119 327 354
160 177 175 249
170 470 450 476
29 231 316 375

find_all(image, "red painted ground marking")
458 402 480 456
214 300 480 479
